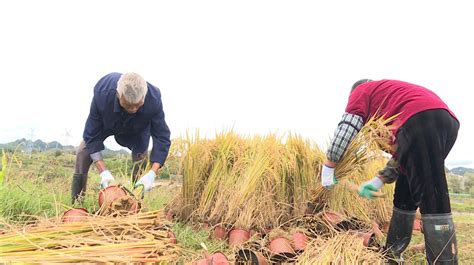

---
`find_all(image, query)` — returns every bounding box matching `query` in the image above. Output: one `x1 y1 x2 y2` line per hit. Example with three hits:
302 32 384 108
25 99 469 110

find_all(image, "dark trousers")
393 109 459 214
73 141 148 199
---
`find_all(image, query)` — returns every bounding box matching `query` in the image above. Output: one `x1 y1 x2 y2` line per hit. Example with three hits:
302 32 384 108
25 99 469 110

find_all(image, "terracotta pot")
292 232 308 252
212 225 227 240
382 222 390 233
228 229 250 247
165 210 175 221
372 221 384 238
98 185 128 207
255 252 267 265
356 232 375 247
62 208 89 222
269 237 296 262
324 211 345 225
236 249 268 265
195 252 229 265
167 231 177 244
130 200 141 213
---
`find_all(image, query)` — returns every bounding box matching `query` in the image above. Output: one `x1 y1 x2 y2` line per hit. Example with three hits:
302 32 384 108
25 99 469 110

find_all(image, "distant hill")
0 138 129 156
0 138 72 152
451 167 474 176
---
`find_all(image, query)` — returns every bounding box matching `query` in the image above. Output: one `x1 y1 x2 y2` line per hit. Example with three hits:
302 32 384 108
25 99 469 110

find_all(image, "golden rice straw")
0 210 180 263
311 117 394 215
172 130 327 230
297 232 385 264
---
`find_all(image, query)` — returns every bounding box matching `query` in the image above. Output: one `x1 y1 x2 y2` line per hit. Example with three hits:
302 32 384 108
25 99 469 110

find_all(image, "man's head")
117 72 147 114
351 79 372 93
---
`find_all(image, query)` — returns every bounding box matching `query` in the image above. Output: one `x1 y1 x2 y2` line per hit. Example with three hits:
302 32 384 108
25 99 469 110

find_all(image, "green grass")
172 223 231 262
1 151 473 263
451 202 474 212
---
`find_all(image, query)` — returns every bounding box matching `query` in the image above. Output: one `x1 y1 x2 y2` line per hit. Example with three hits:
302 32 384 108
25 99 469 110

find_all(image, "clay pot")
323 211 345 225
372 221 384 238
212 225 227 240
236 249 268 265
382 222 390 233
165 210 175 221
62 208 89 222
195 252 229 265
269 237 296 262
228 229 250 247
355 231 376 247
98 185 128 207
129 200 141 214
292 232 308 253
167 231 177 244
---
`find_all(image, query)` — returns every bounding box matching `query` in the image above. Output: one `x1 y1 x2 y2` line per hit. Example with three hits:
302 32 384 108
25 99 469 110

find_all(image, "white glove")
99 170 115 189
321 164 338 189
135 170 156 192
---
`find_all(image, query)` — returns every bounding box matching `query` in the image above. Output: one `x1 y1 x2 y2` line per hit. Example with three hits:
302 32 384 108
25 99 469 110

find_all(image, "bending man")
72 72 171 204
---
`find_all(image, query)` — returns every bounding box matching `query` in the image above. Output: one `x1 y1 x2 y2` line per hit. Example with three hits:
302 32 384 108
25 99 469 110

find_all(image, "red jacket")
345 79 457 138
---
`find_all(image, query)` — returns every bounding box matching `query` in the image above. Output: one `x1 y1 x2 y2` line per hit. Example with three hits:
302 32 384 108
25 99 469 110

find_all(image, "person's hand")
135 170 156 192
321 164 338 189
99 170 115 189
358 176 384 199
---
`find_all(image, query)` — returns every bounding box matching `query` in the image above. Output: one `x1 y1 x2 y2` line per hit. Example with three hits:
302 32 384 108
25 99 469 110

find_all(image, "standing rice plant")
173 131 327 231
179 131 214 220
284 134 325 216
198 131 245 223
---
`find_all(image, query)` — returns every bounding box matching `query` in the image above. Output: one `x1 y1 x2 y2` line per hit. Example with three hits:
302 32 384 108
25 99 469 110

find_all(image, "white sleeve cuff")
90 151 103 162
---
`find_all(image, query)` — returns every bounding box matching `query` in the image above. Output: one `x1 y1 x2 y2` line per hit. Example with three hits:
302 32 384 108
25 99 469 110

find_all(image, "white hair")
117 72 148 104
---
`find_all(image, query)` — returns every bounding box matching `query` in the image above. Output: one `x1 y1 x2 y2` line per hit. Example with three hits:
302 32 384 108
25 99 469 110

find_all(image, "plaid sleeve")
378 158 399 184
326 113 364 163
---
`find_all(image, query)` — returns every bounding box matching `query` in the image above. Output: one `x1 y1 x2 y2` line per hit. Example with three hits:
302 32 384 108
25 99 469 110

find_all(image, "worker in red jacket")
320 79 459 264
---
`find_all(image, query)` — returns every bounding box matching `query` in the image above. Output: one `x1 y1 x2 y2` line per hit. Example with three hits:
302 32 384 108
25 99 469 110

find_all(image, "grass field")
1 150 473 263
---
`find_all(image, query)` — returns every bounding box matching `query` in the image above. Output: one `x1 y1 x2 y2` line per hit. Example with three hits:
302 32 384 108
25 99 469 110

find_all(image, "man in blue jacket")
72 72 171 204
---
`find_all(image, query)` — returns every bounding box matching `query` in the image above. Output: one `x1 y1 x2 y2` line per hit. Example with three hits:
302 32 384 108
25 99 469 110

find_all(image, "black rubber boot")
385 207 416 263
71 173 87 204
422 213 458 264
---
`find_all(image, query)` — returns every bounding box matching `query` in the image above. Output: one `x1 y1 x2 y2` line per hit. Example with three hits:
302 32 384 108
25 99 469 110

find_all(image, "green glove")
358 177 384 199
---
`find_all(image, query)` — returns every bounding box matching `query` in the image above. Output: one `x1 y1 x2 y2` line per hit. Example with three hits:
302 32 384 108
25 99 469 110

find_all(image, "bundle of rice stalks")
171 131 325 232
311 116 395 223
296 232 385 264
0 210 180 263
178 131 215 220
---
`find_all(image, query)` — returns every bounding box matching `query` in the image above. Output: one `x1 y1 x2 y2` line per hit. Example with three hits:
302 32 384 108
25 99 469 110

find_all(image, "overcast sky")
0 0 472 168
